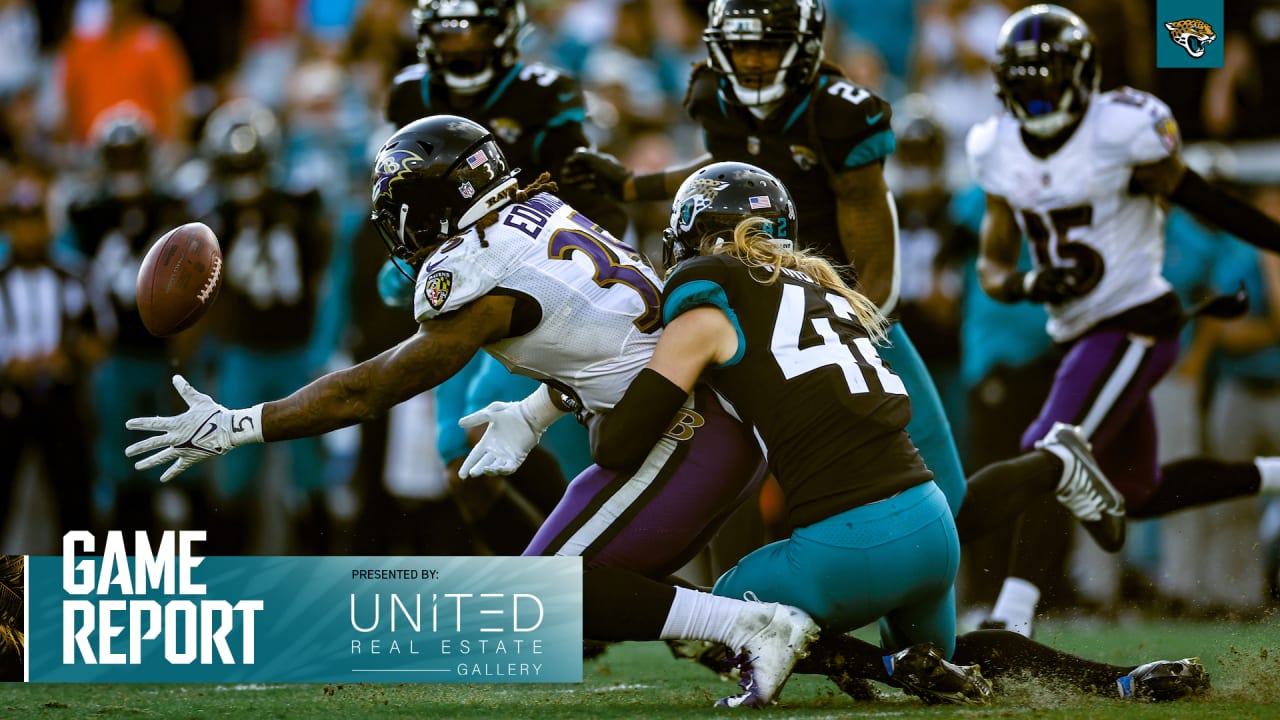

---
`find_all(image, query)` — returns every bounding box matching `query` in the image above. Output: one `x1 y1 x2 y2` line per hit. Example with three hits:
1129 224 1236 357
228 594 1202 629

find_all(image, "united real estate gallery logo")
24 532 582 683
1156 0 1224 68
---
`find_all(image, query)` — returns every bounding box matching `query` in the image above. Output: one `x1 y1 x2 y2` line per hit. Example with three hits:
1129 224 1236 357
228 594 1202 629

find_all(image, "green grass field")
4 619 1279 719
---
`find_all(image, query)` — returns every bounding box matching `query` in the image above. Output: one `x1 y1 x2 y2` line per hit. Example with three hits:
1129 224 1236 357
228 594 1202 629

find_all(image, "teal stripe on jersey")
663 279 746 367
782 76 825 134
483 63 523 111
843 128 897 169
532 107 587 163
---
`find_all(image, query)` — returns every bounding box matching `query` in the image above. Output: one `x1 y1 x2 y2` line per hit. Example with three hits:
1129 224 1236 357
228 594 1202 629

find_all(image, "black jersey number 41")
770 284 907 396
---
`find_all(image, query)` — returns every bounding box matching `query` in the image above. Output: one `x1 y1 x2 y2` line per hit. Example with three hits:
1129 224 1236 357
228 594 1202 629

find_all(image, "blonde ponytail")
706 217 889 344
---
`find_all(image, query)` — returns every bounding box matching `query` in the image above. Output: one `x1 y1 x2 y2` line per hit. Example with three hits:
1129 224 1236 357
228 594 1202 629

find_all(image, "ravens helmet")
704 0 826 108
664 161 796 269
370 114 516 261
993 4 1098 138
415 0 527 94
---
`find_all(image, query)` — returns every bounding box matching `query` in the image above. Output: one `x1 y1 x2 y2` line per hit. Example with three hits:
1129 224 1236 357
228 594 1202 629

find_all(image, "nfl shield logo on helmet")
424 270 453 310
458 181 475 199
466 149 488 168
749 195 771 209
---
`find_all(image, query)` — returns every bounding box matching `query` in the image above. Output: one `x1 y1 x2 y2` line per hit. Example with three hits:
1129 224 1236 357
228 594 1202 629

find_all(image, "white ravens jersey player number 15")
966 87 1177 342
414 192 662 415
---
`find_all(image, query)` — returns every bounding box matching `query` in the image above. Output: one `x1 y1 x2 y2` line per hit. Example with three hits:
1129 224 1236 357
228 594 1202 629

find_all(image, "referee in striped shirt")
0 168 111 543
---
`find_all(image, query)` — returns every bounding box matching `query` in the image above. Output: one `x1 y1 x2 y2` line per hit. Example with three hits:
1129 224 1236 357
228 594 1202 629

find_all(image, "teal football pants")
713 481 959 658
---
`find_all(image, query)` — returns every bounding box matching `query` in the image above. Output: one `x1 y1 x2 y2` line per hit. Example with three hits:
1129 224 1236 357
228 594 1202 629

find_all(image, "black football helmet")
887 94 946 196
664 161 796 269
202 98 280 201
370 114 516 261
993 4 1098 138
415 0 526 94
91 108 153 198
704 0 826 107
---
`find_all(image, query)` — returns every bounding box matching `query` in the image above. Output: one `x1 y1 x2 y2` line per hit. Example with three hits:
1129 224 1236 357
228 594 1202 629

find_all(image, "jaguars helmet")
704 0 826 108
993 4 1098 138
887 94 946 195
93 110 152 174
415 0 527 94
90 107 154 198
664 161 796 269
202 98 280 179
370 114 516 261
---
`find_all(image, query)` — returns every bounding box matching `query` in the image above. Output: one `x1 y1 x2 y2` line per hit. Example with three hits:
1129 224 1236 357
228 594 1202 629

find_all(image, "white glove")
125 375 264 483
457 385 567 478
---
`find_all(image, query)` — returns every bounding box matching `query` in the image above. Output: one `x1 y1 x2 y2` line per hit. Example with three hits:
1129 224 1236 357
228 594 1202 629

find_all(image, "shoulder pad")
413 221 530 322
392 63 427 86
812 75 895 169
965 115 1005 189
684 64 723 123
1093 88 1179 164
663 255 737 322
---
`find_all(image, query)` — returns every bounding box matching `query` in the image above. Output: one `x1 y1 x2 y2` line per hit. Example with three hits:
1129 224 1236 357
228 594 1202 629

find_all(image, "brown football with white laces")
136 222 223 336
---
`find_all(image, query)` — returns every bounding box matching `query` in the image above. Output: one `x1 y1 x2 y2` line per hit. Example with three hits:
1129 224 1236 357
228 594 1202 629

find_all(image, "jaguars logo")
672 178 731 233
1164 18 1216 59
489 117 522 144
790 144 819 172
371 147 426 204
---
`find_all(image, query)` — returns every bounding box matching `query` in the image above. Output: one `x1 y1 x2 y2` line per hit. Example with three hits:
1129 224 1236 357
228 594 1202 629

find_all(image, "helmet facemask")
704 0 824 109
416 0 525 94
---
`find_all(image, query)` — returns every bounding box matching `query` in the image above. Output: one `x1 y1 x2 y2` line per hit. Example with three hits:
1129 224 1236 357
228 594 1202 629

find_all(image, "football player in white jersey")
125 115 817 708
957 4 1280 636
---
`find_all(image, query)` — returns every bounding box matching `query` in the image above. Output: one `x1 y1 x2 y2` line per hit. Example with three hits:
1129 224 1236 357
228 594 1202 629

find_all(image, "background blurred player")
959 4 1280 636
196 97 333 554
67 107 186 536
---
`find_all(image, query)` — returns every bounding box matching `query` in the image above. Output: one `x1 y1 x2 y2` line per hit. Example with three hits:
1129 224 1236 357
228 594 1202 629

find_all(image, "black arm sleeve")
1170 169 1280 253
591 369 690 470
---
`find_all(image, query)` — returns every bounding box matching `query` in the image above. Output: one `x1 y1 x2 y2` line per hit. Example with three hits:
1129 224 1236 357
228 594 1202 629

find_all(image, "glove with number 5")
125 375 264 482
457 385 567 478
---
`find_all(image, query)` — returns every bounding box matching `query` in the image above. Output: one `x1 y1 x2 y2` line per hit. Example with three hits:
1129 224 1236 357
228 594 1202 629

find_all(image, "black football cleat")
885 643 993 705
1117 657 1210 701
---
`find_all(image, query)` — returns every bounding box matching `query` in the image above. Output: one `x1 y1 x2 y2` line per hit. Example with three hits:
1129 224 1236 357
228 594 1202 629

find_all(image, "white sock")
659 587 762 647
1255 457 1280 494
990 577 1040 637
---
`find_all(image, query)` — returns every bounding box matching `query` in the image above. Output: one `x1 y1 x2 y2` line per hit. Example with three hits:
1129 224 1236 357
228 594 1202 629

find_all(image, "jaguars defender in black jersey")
386 0 625 236
593 162 1211 706
593 162 962 667
68 111 186 534
563 0 967 522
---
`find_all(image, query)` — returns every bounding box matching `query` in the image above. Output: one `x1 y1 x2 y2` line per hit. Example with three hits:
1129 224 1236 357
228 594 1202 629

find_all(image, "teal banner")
26 542 582 683
1155 0 1223 69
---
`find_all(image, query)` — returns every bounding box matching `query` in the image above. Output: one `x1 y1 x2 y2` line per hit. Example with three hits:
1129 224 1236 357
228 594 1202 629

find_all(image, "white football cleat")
714 603 820 708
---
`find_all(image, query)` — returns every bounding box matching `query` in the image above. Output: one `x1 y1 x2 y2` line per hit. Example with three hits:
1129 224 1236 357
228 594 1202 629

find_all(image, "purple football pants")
524 386 767 579
1022 329 1180 508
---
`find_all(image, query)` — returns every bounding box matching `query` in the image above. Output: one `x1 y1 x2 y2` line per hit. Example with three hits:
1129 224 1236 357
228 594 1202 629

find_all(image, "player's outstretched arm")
125 295 515 481
1132 155 1280 254
592 307 737 469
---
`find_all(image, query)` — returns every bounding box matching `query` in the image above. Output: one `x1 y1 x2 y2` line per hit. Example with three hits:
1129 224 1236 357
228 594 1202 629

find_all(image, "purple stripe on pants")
1022 330 1180 507
525 387 766 579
